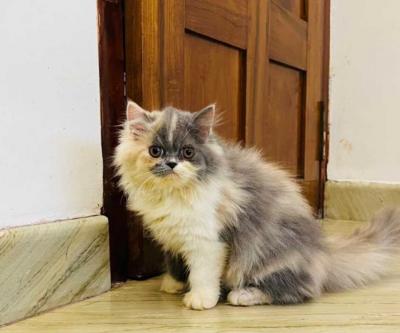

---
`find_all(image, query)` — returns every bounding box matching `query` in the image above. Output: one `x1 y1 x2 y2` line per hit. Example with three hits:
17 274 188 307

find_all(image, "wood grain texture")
3 220 400 333
319 0 331 216
263 62 304 176
125 0 161 109
246 0 328 210
303 0 326 209
184 33 244 140
161 0 185 107
97 0 128 283
185 0 248 49
270 0 308 70
274 0 306 19
245 0 269 147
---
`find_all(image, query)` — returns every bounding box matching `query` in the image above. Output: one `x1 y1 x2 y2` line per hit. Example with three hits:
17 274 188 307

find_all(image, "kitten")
114 100 400 310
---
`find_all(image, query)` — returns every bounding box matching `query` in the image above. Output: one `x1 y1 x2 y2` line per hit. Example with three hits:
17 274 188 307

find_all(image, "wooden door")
123 0 329 278
254 0 328 210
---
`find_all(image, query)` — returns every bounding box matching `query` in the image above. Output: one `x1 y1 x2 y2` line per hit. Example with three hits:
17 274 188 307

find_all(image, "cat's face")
116 101 221 192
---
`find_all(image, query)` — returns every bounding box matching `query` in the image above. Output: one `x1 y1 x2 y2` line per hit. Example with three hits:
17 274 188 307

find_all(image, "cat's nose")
166 161 177 169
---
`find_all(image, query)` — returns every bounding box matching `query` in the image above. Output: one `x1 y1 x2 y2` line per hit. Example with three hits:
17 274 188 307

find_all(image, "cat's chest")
145 212 218 254
132 188 222 253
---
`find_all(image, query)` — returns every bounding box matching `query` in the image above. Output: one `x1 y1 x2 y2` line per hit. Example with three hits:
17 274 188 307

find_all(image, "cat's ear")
126 99 151 139
193 104 215 142
192 104 215 143
126 99 148 121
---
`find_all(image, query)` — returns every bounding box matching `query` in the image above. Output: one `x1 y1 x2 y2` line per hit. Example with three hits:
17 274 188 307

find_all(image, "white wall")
329 0 400 183
0 1 102 228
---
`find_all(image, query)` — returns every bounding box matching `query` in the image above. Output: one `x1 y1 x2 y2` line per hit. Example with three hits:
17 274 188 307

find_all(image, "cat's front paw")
160 274 186 294
183 289 219 310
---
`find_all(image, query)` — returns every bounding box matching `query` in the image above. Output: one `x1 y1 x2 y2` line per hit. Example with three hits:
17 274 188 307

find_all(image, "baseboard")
324 180 400 221
0 215 111 326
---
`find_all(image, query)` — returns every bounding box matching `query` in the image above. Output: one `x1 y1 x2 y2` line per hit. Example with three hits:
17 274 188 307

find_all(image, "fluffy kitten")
114 100 400 310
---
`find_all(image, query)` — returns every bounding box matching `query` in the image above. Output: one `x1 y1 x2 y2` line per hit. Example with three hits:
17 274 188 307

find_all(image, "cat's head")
115 100 223 192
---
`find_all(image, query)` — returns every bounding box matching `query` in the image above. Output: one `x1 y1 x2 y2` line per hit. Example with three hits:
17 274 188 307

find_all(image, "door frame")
98 0 128 283
97 0 331 283
319 0 331 217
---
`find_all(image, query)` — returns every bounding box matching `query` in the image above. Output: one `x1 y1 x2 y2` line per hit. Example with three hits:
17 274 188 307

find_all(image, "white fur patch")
228 288 271 306
168 112 178 143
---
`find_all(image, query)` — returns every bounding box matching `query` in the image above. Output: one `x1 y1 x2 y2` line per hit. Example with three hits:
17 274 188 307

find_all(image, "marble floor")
2 219 400 333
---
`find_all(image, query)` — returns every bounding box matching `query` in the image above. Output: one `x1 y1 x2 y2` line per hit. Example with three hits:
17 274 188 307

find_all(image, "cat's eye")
148 145 163 158
181 146 195 160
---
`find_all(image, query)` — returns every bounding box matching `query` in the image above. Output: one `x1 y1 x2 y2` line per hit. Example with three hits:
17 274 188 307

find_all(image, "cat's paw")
183 289 219 310
227 288 271 306
160 274 186 294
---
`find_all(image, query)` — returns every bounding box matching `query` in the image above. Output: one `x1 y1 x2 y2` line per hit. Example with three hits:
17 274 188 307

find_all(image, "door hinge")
318 101 328 163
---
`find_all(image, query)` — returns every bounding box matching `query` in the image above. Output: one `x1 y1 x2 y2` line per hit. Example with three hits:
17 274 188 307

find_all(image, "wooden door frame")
98 0 128 283
97 0 331 283
319 0 331 217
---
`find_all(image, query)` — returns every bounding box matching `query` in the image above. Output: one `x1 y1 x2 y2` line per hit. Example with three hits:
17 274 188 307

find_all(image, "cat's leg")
183 240 226 310
160 274 186 294
227 287 272 306
256 268 317 305
160 252 188 294
227 268 318 306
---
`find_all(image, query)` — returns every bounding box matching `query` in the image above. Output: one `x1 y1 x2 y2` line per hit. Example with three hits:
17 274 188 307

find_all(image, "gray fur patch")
220 145 323 274
254 269 313 304
150 107 221 181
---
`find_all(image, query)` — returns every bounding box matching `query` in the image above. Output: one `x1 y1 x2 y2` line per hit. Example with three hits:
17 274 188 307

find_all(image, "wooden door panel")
274 0 306 19
184 33 244 141
270 1 307 70
264 62 304 177
162 0 246 142
185 0 247 49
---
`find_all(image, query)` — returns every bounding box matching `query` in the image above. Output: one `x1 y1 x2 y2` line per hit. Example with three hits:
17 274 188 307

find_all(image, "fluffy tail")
323 208 400 292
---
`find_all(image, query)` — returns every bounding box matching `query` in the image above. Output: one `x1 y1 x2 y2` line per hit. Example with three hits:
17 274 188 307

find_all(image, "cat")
114 100 400 310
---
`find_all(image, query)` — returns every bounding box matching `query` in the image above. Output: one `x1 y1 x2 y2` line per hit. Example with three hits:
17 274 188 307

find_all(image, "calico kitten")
114 100 400 310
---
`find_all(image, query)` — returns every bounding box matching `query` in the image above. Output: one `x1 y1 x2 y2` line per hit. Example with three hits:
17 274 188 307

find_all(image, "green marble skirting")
0 216 111 326
325 180 400 221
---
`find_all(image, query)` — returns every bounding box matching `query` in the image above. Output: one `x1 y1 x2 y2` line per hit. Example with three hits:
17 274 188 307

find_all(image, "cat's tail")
323 208 400 292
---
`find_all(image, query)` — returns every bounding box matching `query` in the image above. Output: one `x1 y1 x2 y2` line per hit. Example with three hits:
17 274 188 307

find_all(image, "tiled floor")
2 220 400 333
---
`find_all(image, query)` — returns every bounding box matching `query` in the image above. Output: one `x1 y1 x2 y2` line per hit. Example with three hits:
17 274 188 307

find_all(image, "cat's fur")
114 100 400 310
